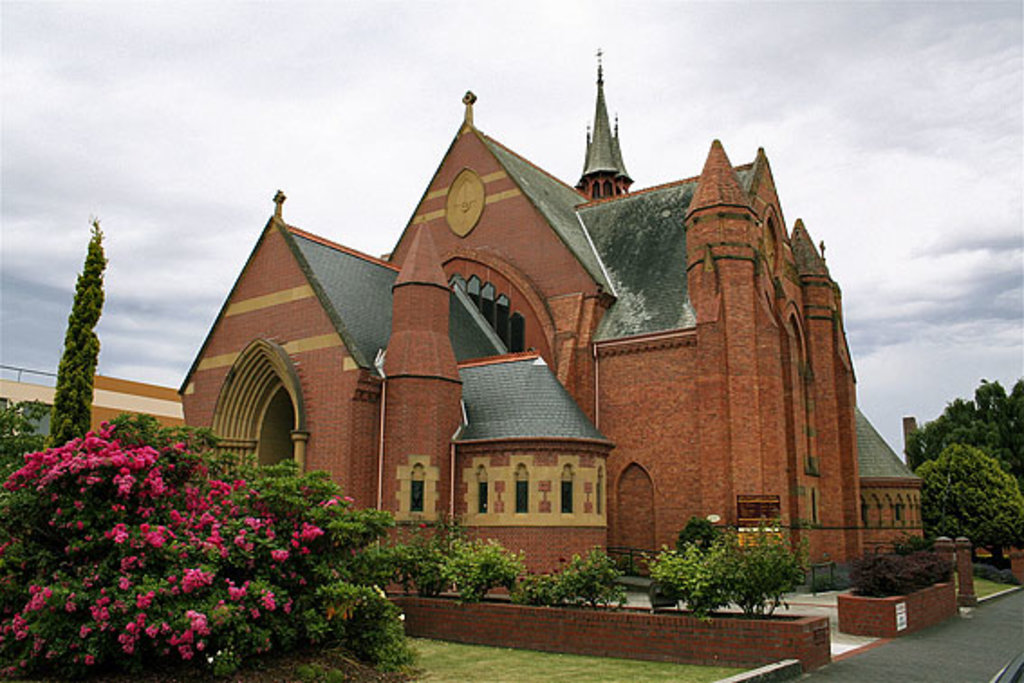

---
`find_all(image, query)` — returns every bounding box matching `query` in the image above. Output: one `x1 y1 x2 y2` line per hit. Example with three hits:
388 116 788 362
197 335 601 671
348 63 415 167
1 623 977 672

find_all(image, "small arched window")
476 465 488 514
410 464 425 513
592 181 603 199
515 464 529 514
810 488 819 525
561 465 574 514
602 180 612 196
596 467 604 515
860 496 869 527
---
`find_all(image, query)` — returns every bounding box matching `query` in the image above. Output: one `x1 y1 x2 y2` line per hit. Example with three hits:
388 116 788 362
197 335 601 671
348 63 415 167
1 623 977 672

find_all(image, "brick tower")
382 226 462 520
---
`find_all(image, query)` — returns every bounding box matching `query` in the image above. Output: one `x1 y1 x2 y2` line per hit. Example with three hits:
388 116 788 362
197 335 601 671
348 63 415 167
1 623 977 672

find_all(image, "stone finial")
462 91 477 128
819 240 826 260
273 190 287 219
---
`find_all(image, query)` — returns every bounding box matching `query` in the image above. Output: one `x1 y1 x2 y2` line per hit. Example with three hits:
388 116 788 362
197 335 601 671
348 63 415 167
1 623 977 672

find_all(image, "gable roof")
458 355 608 443
479 133 614 292
856 407 920 480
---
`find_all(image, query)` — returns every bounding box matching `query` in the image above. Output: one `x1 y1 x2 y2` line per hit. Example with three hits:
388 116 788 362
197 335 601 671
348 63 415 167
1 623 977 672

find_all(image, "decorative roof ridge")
286 224 399 272
480 133 587 199
577 177 697 208
458 350 541 369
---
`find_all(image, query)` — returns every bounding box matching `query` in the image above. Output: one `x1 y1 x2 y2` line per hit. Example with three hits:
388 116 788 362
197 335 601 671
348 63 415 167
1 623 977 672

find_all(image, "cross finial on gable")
463 91 477 128
274 189 286 219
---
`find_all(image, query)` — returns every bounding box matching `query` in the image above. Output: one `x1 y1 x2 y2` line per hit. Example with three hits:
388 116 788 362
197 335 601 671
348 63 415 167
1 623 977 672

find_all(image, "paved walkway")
622 579 1023 681
801 588 1023 682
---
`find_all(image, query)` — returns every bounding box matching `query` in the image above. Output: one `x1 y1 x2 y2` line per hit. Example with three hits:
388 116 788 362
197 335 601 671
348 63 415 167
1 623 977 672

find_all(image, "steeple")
577 51 632 200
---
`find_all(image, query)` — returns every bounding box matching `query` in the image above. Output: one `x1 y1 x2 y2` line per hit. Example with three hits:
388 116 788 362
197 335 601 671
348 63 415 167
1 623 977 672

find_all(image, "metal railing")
0 365 57 386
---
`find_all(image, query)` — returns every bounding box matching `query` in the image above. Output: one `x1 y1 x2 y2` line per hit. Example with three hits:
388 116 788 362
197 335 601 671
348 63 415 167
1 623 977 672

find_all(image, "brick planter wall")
393 597 831 672
837 582 956 638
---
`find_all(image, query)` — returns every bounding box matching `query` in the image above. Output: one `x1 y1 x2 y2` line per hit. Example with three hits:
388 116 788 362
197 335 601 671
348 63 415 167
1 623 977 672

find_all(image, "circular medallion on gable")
446 168 485 237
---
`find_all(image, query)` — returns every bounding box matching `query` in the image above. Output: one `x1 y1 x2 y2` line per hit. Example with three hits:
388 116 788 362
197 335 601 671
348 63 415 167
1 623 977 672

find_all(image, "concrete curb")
978 585 1023 603
713 659 803 683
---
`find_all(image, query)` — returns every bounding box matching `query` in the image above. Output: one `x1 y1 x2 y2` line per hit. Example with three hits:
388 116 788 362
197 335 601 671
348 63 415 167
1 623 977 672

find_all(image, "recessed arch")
212 339 307 468
615 463 655 550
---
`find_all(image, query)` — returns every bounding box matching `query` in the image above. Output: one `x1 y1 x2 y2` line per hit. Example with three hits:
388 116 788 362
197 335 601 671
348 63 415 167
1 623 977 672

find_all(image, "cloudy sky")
2 1 1021 452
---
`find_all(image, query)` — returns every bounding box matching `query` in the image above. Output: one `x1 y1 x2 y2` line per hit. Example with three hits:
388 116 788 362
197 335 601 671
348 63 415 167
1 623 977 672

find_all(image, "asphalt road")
803 589 1024 682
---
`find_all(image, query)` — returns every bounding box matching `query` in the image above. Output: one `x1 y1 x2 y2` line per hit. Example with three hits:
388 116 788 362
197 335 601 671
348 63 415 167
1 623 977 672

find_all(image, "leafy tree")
0 401 49 478
907 378 1024 488
49 220 107 447
917 444 1024 559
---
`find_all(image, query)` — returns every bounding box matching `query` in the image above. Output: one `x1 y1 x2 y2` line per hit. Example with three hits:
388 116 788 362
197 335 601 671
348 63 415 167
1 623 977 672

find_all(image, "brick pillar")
955 537 976 607
934 536 955 582
1009 548 1024 584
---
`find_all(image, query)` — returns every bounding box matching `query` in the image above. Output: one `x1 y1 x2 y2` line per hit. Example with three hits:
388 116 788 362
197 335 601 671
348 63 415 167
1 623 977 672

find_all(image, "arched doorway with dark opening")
212 339 308 469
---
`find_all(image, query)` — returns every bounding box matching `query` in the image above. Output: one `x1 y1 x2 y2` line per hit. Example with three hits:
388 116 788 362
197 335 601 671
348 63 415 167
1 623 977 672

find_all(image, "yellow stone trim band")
424 171 509 200
484 188 521 205
225 285 314 317
197 334 353 372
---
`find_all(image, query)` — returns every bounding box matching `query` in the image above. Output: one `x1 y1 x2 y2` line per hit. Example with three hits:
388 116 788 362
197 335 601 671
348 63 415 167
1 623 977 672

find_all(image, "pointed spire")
791 219 828 275
686 140 751 218
394 225 448 291
578 52 632 198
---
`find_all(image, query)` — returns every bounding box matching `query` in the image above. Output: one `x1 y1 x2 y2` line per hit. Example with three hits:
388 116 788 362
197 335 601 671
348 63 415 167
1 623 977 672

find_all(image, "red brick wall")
393 597 831 672
464 527 607 574
837 582 956 638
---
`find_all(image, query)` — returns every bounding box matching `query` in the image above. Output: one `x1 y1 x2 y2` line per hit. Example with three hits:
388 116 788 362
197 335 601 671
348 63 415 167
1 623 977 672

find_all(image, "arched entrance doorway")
212 339 308 468
616 463 655 551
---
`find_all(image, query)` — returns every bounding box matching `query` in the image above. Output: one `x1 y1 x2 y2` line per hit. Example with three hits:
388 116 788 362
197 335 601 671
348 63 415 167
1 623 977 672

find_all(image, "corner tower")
382 226 462 521
577 53 632 199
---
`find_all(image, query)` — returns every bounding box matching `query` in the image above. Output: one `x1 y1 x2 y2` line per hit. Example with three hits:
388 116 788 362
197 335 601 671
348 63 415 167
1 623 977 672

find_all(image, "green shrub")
650 542 732 619
511 573 563 606
652 529 807 618
390 519 464 597
0 420 411 679
442 539 524 603
723 532 806 616
555 549 626 608
676 516 722 553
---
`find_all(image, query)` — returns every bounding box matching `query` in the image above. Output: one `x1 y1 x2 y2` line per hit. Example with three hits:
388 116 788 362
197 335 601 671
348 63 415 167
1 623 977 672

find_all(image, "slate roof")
285 226 503 370
856 408 919 480
287 229 398 370
458 355 607 442
580 181 698 339
480 134 614 291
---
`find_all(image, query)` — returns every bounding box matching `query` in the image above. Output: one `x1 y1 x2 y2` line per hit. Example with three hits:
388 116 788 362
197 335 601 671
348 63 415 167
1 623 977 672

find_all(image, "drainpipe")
374 349 387 511
593 343 600 430
450 405 466 519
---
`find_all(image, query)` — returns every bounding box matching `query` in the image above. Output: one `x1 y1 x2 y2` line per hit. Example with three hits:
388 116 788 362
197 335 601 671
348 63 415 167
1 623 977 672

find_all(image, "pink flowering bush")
0 416 408 678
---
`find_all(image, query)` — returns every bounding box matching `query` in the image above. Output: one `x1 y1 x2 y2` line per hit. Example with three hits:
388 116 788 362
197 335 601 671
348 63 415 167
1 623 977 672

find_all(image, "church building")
180 65 920 569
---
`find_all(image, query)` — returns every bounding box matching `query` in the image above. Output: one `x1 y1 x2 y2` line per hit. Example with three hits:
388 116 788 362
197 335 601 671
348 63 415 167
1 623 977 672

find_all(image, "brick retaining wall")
837 582 956 638
393 597 831 672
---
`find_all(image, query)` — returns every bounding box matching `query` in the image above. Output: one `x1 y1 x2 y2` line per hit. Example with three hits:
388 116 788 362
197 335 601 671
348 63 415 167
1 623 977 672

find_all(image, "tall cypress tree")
49 220 107 447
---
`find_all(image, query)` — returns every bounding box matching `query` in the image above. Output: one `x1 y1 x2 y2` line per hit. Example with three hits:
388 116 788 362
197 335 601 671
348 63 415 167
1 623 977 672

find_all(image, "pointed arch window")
480 283 496 326
466 276 481 307
515 464 529 514
449 274 466 290
476 465 488 514
495 294 510 348
561 465 574 514
510 313 525 353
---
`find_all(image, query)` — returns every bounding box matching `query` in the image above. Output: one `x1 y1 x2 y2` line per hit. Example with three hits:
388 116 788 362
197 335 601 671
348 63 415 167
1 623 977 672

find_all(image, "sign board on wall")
895 602 908 631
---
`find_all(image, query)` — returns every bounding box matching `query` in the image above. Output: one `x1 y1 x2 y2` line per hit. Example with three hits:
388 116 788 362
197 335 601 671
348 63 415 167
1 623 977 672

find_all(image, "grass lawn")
973 576 1022 599
409 638 745 682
